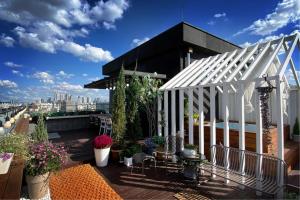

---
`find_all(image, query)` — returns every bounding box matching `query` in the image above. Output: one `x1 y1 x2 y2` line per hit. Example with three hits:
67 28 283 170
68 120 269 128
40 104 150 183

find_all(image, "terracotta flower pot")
111 149 122 162
26 172 49 199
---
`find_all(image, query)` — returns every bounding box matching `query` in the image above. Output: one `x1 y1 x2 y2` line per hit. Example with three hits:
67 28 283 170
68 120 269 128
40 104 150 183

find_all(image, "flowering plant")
25 142 67 176
0 153 13 161
93 135 113 149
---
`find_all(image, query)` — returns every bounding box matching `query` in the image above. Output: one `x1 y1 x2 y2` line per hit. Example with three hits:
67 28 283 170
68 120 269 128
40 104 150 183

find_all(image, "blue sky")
0 0 299 102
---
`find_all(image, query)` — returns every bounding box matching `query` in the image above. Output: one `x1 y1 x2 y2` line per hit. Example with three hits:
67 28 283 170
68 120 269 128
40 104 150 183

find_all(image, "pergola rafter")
158 33 300 196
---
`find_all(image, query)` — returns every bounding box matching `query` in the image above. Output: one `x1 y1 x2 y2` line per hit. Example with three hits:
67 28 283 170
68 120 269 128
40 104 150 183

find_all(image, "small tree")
293 117 299 135
139 75 162 137
32 114 48 142
126 74 142 141
112 67 127 145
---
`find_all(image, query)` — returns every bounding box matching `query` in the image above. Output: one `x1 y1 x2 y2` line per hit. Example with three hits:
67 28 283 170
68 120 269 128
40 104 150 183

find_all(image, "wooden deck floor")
50 128 298 199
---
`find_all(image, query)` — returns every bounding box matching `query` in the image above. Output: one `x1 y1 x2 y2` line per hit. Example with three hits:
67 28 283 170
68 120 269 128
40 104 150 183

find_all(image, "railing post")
179 89 184 151
255 83 263 196
188 88 194 144
157 94 162 136
210 86 216 178
164 91 169 137
276 78 284 198
238 83 246 189
223 84 230 184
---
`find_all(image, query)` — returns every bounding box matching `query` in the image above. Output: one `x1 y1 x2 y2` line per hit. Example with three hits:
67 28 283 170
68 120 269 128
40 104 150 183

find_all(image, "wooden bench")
199 145 287 197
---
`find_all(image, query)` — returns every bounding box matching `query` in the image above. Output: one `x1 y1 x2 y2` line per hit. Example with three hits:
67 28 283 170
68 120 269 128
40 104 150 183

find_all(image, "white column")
164 91 169 137
171 90 176 136
179 89 184 151
188 88 194 144
255 87 263 196
198 87 204 155
238 83 246 188
210 86 216 178
157 94 162 136
276 78 284 198
223 84 230 184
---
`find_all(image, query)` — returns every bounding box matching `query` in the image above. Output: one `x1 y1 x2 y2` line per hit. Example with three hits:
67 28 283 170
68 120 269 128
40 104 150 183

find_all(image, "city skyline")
0 0 299 102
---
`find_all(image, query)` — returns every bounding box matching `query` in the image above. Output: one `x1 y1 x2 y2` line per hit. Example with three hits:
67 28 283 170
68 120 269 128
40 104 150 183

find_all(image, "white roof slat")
160 59 202 90
283 39 300 87
179 55 221 88
226 44 259 82
173 56 217 88
240 41 271 81
165 57 210 90
190 53 229 87
212 48 248 84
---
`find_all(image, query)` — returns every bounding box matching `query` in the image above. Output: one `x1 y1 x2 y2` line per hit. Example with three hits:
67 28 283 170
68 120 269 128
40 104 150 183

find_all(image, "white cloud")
235 0 300 36
82 73 88 77
33 72 54 84
214 13 226 18
239 29 300 47
88 77 100 82
12 70 24 77
56 70 74 79
0 33 15 47
131 37 150 47
0 0 128 62
0 80 18 88
55 81 83 92
207 20 216 26
4 61 22 68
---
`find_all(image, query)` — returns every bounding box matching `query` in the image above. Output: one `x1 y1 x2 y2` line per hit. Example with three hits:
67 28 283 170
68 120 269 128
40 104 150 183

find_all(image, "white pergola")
157 33 300 193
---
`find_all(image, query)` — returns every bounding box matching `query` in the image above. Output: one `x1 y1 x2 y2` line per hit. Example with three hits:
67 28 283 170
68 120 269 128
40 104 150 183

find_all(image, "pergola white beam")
190 53 229 86
181 55 220 88
157 94 162 136
161 60 202 90
240 42 271 81
226 44 259 82
210 86 216 178
283 41 300 87
198 87 204 155
278 34 299 78
255 84 263 196
223 84 230 184
201 50 237 85
212 48 248 84
179 89 184 143
164 91 168 137
188 88 194 144
171 90 176 136
168 58 210 89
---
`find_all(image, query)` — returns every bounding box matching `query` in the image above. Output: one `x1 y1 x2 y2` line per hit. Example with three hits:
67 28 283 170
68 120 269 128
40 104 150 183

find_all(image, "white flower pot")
183 149 196 158
94 147 110 167
124 157 132 167
0 153 14 174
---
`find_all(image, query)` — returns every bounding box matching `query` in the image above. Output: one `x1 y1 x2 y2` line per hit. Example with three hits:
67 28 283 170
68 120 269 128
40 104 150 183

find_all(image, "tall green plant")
293 117 299 135
126 74 143 140
112 67 127 145
139 75 162 137
32 114 48 142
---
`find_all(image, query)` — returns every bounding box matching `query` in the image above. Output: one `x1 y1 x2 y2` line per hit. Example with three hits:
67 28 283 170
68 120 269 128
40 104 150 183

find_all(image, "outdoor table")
181 154 206 184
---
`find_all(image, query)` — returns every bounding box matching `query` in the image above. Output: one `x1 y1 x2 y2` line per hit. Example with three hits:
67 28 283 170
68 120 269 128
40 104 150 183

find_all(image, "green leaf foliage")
32 114 48 142
112 67 127 144
293 117 299 135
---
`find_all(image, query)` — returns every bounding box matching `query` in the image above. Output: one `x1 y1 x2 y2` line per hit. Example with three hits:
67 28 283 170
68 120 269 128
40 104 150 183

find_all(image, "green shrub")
0 133 29 160
184 144 197 150
293 117 299 135
31 114 48 142
112 67 127 145
152 135 165 146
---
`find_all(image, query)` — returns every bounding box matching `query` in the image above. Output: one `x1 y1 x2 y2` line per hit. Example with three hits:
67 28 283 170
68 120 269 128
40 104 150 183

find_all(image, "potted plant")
293 118 300 142
0 153 14 174
25 142 67 199
144 137 157 155
193 113 199 124
152 136 165 159
183 144 197 158
122 143 142 166
93 135 113 167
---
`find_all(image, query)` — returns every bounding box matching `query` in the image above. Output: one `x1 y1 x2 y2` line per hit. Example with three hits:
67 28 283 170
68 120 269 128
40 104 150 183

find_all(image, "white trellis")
158 33 300 193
